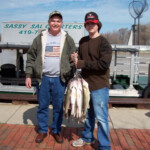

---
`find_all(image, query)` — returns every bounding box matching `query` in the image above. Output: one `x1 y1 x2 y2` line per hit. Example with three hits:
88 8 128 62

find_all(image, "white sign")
2 22 85 45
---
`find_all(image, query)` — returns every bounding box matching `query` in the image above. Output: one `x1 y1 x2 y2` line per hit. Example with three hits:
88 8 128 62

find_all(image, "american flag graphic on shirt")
45 41 60 57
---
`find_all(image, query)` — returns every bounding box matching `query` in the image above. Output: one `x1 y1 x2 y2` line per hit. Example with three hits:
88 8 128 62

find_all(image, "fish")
70 86 77 116
81 78 90 119
63 83 72 118
63 71 90 124
76 78 83 118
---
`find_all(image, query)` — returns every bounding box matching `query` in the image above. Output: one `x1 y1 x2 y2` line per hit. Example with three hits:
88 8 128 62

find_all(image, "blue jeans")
36 75 66 133
81 87 111 150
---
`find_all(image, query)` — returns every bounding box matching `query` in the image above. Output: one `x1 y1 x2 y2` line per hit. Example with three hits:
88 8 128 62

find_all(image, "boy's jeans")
81 87 111 150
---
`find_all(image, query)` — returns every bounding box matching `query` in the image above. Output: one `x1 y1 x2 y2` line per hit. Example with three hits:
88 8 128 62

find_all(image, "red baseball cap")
84 12 99 24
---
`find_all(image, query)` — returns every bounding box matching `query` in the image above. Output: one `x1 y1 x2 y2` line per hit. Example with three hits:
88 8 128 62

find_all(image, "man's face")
85 22 98 34
48 15 62 34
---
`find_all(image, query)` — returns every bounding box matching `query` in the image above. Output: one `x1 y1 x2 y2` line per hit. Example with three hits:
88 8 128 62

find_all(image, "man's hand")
71 52 78 68
25 77 32 89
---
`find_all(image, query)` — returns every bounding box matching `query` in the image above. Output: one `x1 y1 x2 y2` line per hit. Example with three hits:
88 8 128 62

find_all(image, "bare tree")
103 29 130 45
119 28 130 44
140 23 150 45
103 30 119 44
103 22 150 45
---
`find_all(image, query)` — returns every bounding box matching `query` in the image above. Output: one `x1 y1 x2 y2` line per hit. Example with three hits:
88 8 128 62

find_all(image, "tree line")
103 22 150 45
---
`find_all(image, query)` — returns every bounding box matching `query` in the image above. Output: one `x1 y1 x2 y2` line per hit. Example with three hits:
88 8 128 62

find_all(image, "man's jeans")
36 75 66 133
81 87 111 150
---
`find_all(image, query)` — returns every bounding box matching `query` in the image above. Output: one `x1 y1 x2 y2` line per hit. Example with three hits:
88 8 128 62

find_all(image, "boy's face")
85 22 99 34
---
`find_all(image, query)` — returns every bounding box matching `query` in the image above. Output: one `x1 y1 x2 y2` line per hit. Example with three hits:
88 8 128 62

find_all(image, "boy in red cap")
71 12 112 150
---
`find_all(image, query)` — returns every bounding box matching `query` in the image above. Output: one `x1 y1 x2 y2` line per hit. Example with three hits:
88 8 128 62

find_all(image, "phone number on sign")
19 30 38 34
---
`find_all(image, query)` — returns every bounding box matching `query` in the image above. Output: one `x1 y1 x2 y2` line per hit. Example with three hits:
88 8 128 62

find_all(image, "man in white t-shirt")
25 11 76 143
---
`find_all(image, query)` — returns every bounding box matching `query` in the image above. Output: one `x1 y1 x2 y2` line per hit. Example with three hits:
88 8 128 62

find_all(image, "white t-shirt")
42 32 61 77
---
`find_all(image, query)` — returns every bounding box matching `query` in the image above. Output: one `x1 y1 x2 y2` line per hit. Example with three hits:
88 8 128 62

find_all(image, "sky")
0 0 150 34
